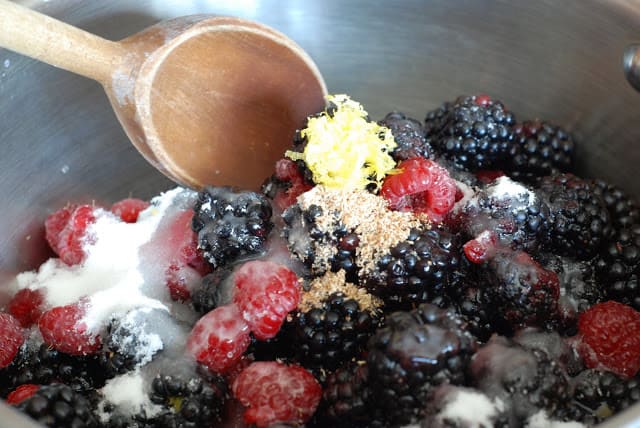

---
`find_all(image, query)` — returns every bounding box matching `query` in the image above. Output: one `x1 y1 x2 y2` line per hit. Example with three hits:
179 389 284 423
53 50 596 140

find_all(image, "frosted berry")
8 288 45 327
38 301 102 355
163 210 211 301
232 260 301 340
110 198 149 223
0 312 25 368
232 361 321 428
44 204 75 255
186 305 251 373
45 204 96 265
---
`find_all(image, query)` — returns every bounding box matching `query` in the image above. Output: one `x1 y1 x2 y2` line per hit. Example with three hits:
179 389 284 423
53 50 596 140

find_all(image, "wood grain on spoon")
0 2 327 190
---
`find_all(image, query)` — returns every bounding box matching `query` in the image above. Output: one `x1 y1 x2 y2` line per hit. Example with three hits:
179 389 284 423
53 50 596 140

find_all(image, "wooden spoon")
0 1 327 190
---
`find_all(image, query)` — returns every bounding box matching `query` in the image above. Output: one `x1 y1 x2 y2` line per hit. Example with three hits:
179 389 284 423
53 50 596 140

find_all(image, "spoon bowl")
0 3 327 190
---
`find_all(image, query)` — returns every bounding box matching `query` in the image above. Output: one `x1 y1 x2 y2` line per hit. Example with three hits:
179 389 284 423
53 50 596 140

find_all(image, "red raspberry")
44 204 75 254
8 288 45 327
162 210 211 301
463 230 498 264
6 384 40 405
233 260 301 340
232 361 322 428
0 313 25 368
165 262 202 302
186 305 251 373
39 301 102 355
272 158 313 211
381 157 457 223
578 301 640 378
110 198 150 223
475 169 505 184
56 205 96 265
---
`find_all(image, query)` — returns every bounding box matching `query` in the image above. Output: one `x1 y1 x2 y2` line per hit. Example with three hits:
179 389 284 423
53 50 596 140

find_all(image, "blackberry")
379 111 434 161
366 304 478 426
289 276 382 371
559 369 640 425
147 369 228 428
538 174 612 260
591 179 640 231
513 329 584 376
461 176 551 253
481 251 560 333
363 228 464 310
282 203 359 282
191 266 234 315
469 335 570 426
507 120 576 182
450 286 495 342
98 312 165 378
595 226 640 310
0 343 108 398
538 253 603 334
424 95 516 171
18 383 100 428
313 362 379 428
191 186 273 269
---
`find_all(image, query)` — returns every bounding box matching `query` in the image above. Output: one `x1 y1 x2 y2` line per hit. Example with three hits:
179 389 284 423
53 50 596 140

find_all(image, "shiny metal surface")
624 43 640 91
1 0 640 426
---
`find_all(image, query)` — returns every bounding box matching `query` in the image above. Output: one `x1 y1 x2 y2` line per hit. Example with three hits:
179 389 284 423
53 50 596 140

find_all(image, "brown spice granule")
297 185 429 273
299 270 382 313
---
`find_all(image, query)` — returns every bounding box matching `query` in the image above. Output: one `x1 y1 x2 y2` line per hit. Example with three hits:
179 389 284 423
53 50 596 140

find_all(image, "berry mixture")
2 94 640 428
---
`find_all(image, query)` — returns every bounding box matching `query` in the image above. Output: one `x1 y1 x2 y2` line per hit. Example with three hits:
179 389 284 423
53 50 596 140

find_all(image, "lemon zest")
286 94 397 190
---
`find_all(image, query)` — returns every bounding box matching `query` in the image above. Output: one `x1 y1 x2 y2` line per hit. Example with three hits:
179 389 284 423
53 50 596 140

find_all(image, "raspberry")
167 210 211 276
44 204 75 255
6 384 40 405
56 205 96 265
577 301 640 378
38 301 102 355
232 361 322 428
232 260 301 340
8 288 45 327
475 169 505 184
186 304 251 373
110 198 149 223
463 230 498 264
267 158 314 211
381 157 457 223
162 210 211 301
0 313 25 368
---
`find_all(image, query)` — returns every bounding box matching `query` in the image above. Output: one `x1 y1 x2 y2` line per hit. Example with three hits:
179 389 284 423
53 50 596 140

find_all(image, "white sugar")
108 308 164 367
99 370 162 418
526 410 585 428
452 179 476 213
15 187 187 334
488 176 536 206
436 389 504 427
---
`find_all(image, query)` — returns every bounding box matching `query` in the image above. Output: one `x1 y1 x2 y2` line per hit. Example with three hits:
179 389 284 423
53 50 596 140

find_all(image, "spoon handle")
0 0 124 83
